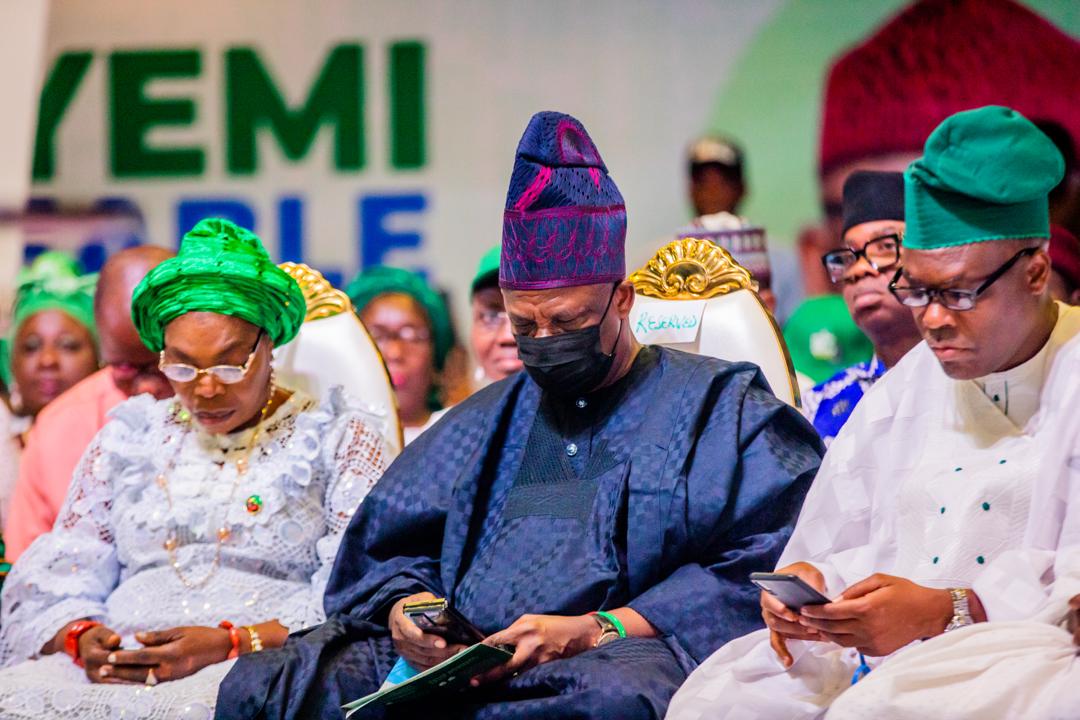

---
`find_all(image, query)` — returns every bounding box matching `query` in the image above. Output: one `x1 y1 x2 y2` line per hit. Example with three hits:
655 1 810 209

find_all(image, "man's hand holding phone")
755 567 971 666
755 563 828 668
389 592 468 671
796 573 956 657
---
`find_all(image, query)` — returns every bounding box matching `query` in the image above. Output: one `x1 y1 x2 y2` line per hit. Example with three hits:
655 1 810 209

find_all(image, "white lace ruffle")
0 385 388 717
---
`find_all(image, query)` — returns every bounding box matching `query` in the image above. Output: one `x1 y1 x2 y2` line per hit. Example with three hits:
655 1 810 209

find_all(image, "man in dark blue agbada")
215 111 822 719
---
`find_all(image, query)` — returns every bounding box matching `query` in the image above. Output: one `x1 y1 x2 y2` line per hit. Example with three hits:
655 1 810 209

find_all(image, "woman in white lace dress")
0 219 390 719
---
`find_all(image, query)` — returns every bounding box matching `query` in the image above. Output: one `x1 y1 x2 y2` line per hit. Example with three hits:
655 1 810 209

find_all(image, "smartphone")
401 598 486 645
750 572 832 611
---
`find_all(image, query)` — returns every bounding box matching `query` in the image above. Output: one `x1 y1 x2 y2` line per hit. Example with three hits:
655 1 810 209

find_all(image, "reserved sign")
632 300 707 345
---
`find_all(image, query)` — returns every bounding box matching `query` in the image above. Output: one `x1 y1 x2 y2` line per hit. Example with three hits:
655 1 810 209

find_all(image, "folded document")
342 643 513 716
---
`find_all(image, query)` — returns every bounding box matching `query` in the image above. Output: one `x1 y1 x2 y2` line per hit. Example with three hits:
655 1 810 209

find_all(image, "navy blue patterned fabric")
802 356 887 445
216 347 823 719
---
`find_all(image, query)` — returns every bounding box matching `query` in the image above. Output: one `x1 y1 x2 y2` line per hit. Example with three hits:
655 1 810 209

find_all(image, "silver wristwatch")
944 588 973 632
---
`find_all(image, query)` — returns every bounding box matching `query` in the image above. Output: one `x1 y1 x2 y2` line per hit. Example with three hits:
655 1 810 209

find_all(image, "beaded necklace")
156 386 277 590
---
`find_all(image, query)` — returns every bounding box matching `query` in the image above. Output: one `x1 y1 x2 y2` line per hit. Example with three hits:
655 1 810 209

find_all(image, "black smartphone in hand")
402 598 486 646
750 572 832 611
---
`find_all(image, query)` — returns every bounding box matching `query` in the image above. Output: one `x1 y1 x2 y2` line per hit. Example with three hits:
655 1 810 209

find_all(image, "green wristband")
595 610 626 638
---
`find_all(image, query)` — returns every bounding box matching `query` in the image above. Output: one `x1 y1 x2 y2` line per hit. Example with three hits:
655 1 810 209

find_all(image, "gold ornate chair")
628 238 800 407
273 263 404 457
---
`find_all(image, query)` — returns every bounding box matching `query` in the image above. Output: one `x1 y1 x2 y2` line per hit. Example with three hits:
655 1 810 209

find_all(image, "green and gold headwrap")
131 218 306 352
904 106 1065 250
346 265 454 370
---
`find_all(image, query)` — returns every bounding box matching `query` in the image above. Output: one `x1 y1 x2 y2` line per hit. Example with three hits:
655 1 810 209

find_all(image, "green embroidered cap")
471 246 501 295
903 106 1064 250
130 218 306 352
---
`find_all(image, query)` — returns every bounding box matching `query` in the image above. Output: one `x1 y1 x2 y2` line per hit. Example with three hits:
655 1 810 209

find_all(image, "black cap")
841 170 904 236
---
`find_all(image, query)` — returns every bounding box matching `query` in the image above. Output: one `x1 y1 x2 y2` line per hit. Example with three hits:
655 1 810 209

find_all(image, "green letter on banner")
33 51 93 181
226 44 364 174
110 50 204 178
388 41 426 170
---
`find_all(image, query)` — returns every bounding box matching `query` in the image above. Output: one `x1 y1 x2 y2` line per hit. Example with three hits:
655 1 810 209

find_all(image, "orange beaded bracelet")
218 620 241 659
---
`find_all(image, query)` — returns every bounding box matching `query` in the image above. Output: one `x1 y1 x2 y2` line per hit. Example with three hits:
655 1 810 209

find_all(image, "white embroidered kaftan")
0 385 389 720
667 303 1080 720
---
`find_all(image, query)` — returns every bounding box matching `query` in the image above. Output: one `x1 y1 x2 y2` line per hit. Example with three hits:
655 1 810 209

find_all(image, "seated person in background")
675 212 778 314
347 266 456 444
4 245 174 563
215 111 822 720
0 219 389 719
468 246 523 388
1049 224 1080 304
0 252 98 527
802 171 922 444
667 106 1078 720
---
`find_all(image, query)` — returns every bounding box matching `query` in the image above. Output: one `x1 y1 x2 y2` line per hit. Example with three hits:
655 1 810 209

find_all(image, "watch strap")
591 611 626 647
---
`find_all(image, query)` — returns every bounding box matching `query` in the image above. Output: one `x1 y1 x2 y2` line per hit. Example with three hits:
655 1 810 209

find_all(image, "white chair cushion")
274 312 403 456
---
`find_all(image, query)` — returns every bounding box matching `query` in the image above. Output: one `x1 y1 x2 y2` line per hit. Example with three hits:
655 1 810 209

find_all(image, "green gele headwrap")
131 218 306 352
346 265 454 370
2 251 97 389
471 246 501 295
904 106 1064 250
11 252 97 339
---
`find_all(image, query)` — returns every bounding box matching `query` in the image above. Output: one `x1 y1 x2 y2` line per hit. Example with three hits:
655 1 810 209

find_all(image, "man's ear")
614 281 636 317
1027 246 1053 295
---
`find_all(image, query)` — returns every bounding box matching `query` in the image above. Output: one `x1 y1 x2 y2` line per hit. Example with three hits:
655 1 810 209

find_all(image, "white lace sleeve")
274 406 389 631
0 423 124 666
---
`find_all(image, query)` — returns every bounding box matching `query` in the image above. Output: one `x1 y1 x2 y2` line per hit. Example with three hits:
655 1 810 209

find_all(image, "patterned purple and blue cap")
500 111 626 290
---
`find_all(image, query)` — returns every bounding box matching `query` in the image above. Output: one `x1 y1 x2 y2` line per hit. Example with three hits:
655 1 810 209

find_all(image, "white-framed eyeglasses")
158 330 264 384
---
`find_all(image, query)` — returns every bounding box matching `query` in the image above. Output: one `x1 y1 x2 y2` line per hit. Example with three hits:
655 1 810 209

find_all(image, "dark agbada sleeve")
627 369 823 664
322 430 452 624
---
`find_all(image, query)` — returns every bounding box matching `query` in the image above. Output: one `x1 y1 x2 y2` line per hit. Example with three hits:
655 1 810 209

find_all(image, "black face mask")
514 286 623 398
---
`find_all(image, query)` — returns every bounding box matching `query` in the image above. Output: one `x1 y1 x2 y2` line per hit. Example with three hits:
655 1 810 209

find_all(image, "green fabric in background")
783 294 873 384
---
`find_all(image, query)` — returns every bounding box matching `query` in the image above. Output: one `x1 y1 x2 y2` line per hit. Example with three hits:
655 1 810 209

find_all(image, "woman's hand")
98 626 232 684
762 562 826 668
388 592 468 671
77 625 123 684
470 614 599 686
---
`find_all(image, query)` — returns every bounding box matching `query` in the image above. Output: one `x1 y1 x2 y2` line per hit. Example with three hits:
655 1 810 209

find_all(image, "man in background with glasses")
669 105 1080 720
802 171 922 445
4 245 174 563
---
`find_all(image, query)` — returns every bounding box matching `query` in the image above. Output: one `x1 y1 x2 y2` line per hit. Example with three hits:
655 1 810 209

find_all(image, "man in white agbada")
667 105 1080 720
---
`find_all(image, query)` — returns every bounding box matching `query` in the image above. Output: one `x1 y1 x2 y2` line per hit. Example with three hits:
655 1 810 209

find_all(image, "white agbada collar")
973 331 1053 429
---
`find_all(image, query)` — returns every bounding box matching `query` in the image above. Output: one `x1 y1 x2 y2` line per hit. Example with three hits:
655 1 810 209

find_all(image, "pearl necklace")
156 387 276 590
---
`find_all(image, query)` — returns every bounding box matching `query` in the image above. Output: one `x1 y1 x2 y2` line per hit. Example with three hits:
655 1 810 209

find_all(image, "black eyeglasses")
888 246 1039 311
822 234 902 283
